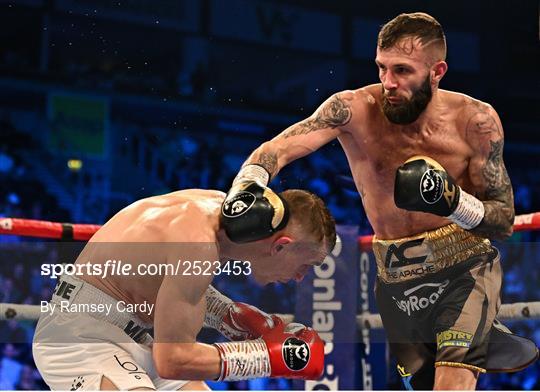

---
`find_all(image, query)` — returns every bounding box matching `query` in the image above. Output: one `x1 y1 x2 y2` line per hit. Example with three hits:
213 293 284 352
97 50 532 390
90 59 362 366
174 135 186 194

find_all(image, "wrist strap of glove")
233 164 270 187
214 340 271 381
448 189 485 229
204 286 232 330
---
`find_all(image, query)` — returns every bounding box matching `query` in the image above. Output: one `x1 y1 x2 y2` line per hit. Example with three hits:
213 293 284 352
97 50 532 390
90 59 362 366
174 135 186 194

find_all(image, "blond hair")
280 189 336 253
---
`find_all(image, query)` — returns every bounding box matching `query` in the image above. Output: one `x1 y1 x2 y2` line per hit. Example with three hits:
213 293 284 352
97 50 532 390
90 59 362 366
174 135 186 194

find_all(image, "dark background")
0 0 538 389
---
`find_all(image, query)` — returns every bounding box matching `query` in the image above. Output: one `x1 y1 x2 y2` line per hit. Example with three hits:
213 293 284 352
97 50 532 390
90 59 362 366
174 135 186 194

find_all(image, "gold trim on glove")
263 188 285 229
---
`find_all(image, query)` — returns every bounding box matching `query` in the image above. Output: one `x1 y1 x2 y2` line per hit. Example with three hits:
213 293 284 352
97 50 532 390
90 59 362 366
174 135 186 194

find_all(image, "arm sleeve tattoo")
468 109 515 240
281 94 352 138
245 93 352 179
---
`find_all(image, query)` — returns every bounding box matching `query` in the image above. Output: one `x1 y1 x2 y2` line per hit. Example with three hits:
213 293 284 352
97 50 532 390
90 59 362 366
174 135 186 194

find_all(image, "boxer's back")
76 189 225 322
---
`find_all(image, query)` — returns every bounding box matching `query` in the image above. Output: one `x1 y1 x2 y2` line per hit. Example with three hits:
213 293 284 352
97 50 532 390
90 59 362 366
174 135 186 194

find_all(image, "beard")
381 76 433 124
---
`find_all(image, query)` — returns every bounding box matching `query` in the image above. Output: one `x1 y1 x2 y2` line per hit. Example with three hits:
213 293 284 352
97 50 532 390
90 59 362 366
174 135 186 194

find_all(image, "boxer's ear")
431 60 447 85
271 236 292 256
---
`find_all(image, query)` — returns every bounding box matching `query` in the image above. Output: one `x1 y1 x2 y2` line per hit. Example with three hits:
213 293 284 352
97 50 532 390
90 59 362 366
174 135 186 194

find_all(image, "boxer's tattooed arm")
467 108 515 240
472 140 514 239
252 152 278 178
281 94 352 138
244 93 352 179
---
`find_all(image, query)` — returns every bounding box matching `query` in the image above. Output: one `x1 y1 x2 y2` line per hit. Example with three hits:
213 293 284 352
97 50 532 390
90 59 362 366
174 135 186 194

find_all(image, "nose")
382 71 398 91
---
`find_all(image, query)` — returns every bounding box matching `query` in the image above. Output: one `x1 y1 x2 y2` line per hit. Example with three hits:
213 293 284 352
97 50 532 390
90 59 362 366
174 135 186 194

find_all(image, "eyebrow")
375 60 412 69
393 63 413 68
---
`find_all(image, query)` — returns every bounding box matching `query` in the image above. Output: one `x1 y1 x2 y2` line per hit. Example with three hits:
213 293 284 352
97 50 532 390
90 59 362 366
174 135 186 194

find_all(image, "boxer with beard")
222 12 538 391
381 74 432 125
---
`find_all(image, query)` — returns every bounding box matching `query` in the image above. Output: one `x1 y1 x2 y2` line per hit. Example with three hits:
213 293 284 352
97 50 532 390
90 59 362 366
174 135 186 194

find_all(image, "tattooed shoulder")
465 102 507 190
281 93 353 138
465 103 501 138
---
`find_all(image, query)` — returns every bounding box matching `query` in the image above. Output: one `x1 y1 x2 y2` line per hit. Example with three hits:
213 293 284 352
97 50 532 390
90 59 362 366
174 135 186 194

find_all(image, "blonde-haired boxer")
33 186 336 390
223 12 537 391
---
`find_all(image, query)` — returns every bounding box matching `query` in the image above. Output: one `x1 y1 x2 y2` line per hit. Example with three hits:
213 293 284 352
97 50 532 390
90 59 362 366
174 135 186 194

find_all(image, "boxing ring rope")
1 213 540 327
0 217 100 241
279 300 540 328
2 302 539 327
2 212 540 247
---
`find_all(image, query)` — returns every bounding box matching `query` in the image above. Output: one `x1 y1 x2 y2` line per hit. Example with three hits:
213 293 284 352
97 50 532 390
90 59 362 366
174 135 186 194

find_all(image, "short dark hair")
378 12 446 60
280 189 336 253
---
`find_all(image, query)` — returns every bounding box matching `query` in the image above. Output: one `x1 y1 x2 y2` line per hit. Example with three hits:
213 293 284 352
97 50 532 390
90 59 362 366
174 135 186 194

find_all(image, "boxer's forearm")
472 200 514 240
153 342 221 380
242 143 282 180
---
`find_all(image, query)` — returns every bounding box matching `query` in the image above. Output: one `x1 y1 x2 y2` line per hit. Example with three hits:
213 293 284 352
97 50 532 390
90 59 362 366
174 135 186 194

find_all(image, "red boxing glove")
263 324 324 379
221 302 283 341
215 323 324 381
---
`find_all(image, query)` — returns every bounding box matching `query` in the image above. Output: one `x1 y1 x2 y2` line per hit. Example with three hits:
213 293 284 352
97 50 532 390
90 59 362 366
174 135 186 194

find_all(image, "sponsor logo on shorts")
436 329 473 350
420 169 444 204
222 192 256 217
282 337 310 371
53 279 78 300
393 279 449 316
123 320 151 342
70 376 85 390
387 264 435 280
385 238 428 268
114 354 146 380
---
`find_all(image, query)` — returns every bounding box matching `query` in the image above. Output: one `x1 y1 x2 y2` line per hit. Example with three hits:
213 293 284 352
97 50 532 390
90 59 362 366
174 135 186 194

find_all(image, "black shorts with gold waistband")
374 224 508 389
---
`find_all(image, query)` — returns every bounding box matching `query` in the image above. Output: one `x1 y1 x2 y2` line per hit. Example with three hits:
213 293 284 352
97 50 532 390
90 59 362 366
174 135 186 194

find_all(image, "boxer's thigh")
33 312 157 390
433 250 502 372
34 341 157 390
118 340 192 391
375 279 434 381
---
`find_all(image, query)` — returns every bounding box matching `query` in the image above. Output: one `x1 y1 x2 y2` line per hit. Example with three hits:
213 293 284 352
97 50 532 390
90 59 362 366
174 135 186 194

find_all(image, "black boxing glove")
221 165 289 243
394 156 485 229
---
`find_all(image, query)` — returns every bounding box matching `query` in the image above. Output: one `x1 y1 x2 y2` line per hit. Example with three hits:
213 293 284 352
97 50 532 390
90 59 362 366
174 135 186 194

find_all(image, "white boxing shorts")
32 275 189 391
